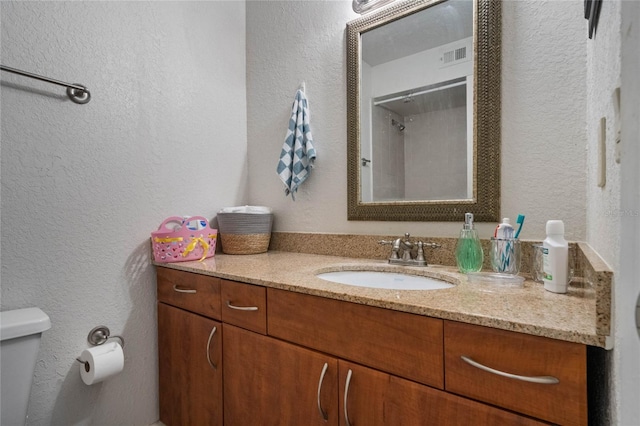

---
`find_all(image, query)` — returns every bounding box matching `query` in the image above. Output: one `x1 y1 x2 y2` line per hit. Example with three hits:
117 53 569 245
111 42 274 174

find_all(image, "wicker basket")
217 212 273 254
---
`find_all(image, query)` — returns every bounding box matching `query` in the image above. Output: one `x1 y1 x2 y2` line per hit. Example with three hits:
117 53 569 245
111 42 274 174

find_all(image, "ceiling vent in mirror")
439 39 472 68
352 0 396 14
443 47 466 64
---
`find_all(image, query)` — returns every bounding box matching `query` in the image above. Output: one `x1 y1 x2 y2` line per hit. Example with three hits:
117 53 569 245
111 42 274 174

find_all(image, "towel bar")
1 65 91 104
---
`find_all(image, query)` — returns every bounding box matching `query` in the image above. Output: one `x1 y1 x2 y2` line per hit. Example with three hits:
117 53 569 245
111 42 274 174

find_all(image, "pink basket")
151 216 217 263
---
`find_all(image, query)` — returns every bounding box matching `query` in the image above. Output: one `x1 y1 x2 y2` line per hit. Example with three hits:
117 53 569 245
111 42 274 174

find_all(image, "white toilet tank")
0 307 51 426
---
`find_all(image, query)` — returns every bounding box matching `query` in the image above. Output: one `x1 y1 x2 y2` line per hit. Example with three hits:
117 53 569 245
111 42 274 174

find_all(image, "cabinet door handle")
316 362 329 421
173 284 196 294
343 369 353 426
225 300 259 311
206 326 217 370
461 355 559 384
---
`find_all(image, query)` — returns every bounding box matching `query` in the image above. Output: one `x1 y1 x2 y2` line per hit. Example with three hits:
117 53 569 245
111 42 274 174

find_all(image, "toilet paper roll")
80 342 124 385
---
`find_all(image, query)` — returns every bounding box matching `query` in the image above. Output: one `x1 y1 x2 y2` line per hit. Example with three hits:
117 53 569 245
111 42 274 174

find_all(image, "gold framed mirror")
346 0 501 222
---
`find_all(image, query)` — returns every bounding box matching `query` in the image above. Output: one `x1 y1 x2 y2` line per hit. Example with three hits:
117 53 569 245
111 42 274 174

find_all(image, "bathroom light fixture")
352 0 396 14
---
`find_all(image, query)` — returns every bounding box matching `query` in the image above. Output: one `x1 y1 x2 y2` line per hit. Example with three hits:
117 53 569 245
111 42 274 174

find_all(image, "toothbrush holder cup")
490 238 521 275
531 244 576 284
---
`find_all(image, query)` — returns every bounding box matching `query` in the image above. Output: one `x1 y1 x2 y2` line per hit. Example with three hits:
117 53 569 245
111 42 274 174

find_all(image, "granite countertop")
155 250 607 348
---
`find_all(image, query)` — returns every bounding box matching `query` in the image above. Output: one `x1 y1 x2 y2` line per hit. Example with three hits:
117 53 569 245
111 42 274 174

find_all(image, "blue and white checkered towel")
277 89 316 200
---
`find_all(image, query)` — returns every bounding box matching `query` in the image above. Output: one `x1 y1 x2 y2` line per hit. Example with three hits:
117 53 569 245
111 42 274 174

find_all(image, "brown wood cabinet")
268 287 444 389
157 267 222 318
224 324 339 426
158 303 223 426
157 267 588 425
444 320 587 425
338 361 545 426
220 279 267 334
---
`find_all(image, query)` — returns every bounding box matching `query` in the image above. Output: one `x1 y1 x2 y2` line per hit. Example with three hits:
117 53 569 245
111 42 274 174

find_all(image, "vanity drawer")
267 288 444 389
221 280 267 335
444 320 587 426
157 267 221 320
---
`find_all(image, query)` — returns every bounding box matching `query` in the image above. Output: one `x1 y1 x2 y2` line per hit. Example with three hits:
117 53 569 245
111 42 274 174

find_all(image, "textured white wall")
584 1 640 422
583 5 622 421
247 0 587 241
586 0 621 271
589 0 640 423
0 2 246 425
617 1 640 423
501 0 587 241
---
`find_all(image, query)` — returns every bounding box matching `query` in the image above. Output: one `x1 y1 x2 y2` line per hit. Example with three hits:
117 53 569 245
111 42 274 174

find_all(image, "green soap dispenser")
455 212 484 273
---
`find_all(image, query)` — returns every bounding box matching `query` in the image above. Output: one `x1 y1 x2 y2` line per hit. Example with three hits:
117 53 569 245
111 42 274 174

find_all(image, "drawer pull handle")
344 369 353 426
206 326 217 370
317 362 329 421
461 355 560 384
173 285 196 294
225 300 259 311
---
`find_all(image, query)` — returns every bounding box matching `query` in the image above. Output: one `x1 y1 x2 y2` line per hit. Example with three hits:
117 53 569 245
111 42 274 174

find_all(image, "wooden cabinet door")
158 303 223 426
338 361 546 426
223 324 339 426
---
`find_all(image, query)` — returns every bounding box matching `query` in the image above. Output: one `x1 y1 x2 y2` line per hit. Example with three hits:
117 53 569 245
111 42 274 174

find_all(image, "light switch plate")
598 117 606 187
613 87 622 164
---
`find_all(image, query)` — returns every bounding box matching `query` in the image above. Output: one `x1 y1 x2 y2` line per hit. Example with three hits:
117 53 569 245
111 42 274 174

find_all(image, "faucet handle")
416 241 426 262
379 239 400 260
420 242 441 249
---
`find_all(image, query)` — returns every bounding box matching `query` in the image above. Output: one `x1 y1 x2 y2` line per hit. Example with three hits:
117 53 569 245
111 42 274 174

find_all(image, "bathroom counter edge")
154 251 607 348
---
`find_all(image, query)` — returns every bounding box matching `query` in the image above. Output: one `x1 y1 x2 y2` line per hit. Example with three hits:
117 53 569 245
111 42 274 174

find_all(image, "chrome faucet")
379 233 440 266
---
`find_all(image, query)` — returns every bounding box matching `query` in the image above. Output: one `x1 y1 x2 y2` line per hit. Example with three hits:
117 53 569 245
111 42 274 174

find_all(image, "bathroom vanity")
156 250 608 426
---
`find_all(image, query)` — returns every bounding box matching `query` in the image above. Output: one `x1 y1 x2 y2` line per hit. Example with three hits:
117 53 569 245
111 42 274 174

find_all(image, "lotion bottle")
456 213 484 273
542 220 569 293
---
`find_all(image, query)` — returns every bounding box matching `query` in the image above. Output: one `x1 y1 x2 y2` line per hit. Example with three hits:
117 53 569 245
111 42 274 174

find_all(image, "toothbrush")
514 214 525 239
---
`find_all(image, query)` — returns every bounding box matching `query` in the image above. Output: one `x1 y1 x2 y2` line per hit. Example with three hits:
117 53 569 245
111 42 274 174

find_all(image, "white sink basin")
316 270 454 290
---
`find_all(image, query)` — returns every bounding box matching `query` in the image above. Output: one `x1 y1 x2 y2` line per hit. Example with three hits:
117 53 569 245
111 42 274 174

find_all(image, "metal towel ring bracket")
1 65 91 104
75 325 125 365
66 84 91 105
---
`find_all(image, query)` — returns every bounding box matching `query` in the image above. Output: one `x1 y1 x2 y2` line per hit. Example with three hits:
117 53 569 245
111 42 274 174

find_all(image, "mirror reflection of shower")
357 0 475 206
366 76 472 202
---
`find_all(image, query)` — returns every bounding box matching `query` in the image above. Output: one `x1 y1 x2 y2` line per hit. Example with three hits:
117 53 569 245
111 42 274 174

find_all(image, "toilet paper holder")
75 325 125 368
